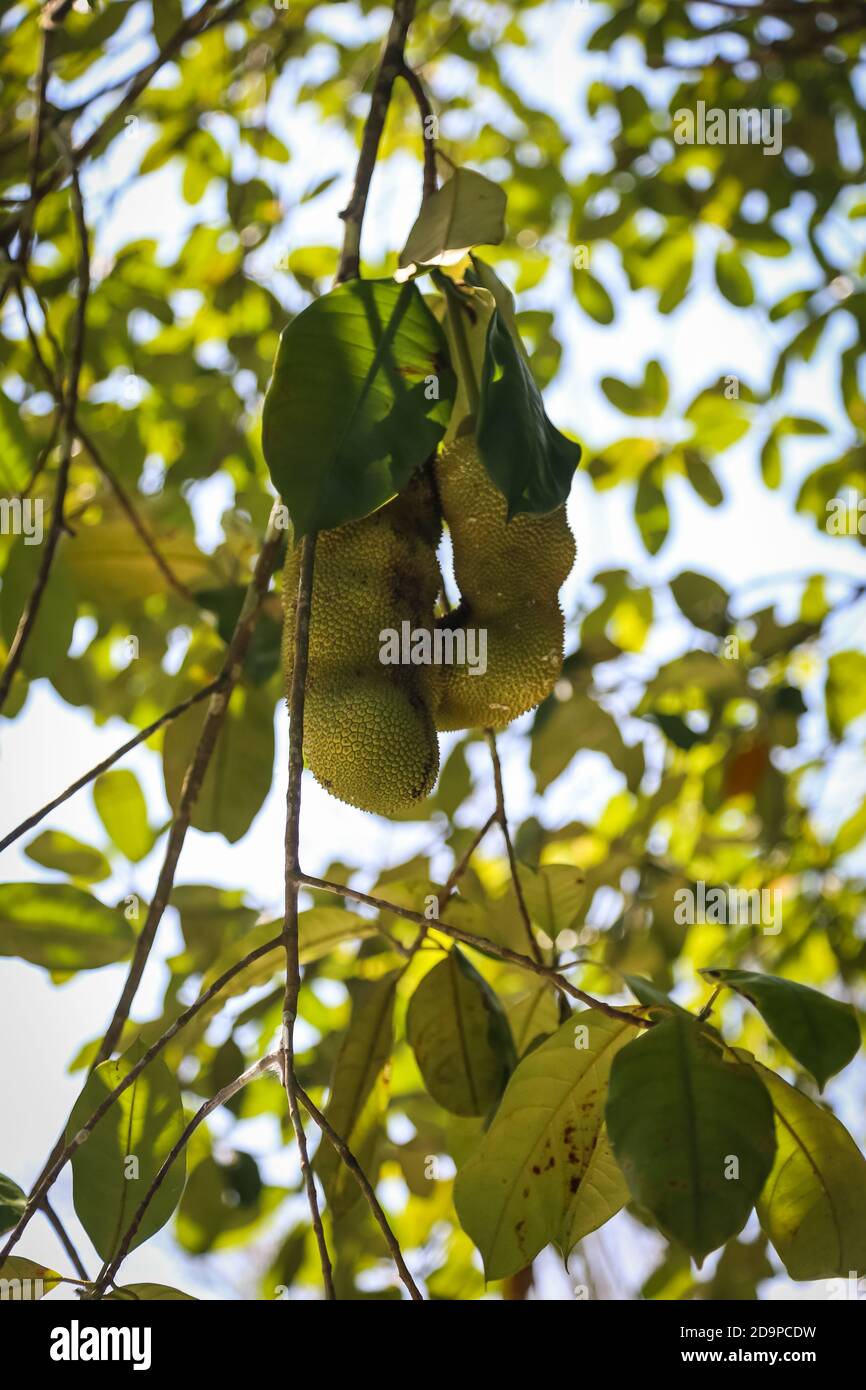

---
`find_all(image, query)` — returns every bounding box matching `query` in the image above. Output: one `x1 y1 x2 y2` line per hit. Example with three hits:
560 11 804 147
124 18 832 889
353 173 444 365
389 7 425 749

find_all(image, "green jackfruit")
282 472 442 816
430 436 575 731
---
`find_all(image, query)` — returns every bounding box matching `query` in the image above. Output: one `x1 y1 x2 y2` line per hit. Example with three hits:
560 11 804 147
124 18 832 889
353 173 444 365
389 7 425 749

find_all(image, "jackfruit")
282 471 442 816
429 436 575 731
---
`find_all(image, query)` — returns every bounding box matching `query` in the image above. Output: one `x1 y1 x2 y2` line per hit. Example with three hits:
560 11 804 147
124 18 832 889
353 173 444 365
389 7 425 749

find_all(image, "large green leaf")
407 948 515 1116
454 1010 635 1279
262 280 455 536
24 830 111 883
0 883 135 971
606 1015 777 1259
67 1044 187 1262
93 769 155 863
701 968 860 1090
315 973 398 1218
399 168 506 272
476 309 581 516
741 1055 866 1280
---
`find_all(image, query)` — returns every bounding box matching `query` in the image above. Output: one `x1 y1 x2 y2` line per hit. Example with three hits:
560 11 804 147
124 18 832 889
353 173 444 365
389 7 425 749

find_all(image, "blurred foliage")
1 0 865 1301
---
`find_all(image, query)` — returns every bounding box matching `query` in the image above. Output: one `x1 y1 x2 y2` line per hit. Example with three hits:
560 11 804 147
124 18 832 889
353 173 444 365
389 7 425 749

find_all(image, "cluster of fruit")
282 435 575 815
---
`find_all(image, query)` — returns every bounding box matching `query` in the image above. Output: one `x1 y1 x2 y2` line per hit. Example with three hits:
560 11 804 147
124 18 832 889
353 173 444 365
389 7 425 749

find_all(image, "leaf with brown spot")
453 1010 635 1280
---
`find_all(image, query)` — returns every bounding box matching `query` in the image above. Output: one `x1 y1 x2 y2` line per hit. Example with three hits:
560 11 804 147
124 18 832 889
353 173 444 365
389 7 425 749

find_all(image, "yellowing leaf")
399 169 506 273
743 1056 866 1280
454 1010 635 1279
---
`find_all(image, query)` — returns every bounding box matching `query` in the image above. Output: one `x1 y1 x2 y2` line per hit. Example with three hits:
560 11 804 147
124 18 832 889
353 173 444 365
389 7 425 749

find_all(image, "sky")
1 0 865 1299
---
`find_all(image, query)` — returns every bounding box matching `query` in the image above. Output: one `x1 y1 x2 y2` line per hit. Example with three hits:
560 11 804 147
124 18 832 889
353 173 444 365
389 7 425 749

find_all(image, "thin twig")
485 729 543 964
40 1197 89 1283
90 1054 282 1296
336 0 418 281
299 872 648 1027
1 1 237 246
75 424 196 603
398 61 437 203
0 932 282 1272
280 533 334 1300
94 517 283 1064
16 25 54 272
12 263 196 603
405 809 497 959
297 1086 423 1300
0 159 90 712
0 676 224 852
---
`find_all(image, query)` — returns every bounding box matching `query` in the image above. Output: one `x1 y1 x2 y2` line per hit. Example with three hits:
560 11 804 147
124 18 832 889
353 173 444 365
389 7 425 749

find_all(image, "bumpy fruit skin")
430 436 575 731
282 472 442 816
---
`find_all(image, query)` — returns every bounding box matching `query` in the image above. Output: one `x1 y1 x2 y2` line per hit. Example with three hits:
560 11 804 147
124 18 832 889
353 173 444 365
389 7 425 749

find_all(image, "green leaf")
715 248 754 307
634 470 669 555
195 585 281 685
163 682 274 844
700 969 860 1090
0 883 134 971
24 830 111 883
683 450 725 505
606 1015 777 1259
0 1173 26 1233
67 1044 187 1262
601 360 668 417
476 309 581 516
740 1055 866 1280
573 269 614 324
93 769 155 863
670 571 729 633
407 948 516 1116
0 390 34 490
504 980 561 1057
198 907 374 1006
517 863 587 946
622 975 685 1015
262 281 455 536
826 650 866 739
399 168 506 272
454 1010 635 1279
315 974 398 1217
0 1256 62 1298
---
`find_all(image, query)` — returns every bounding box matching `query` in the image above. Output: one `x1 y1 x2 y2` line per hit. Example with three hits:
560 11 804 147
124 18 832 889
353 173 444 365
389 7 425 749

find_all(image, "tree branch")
0 932 283 1272
90 1053 282 1297
336 0 418 282
94 516 283 1064
484 729 543 965
0 158 90 713
280 533 334 1299
40 1196 89 1283
299 872 648 1028
0 675 224 853
398 60 437 203
297 1086 423 1300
